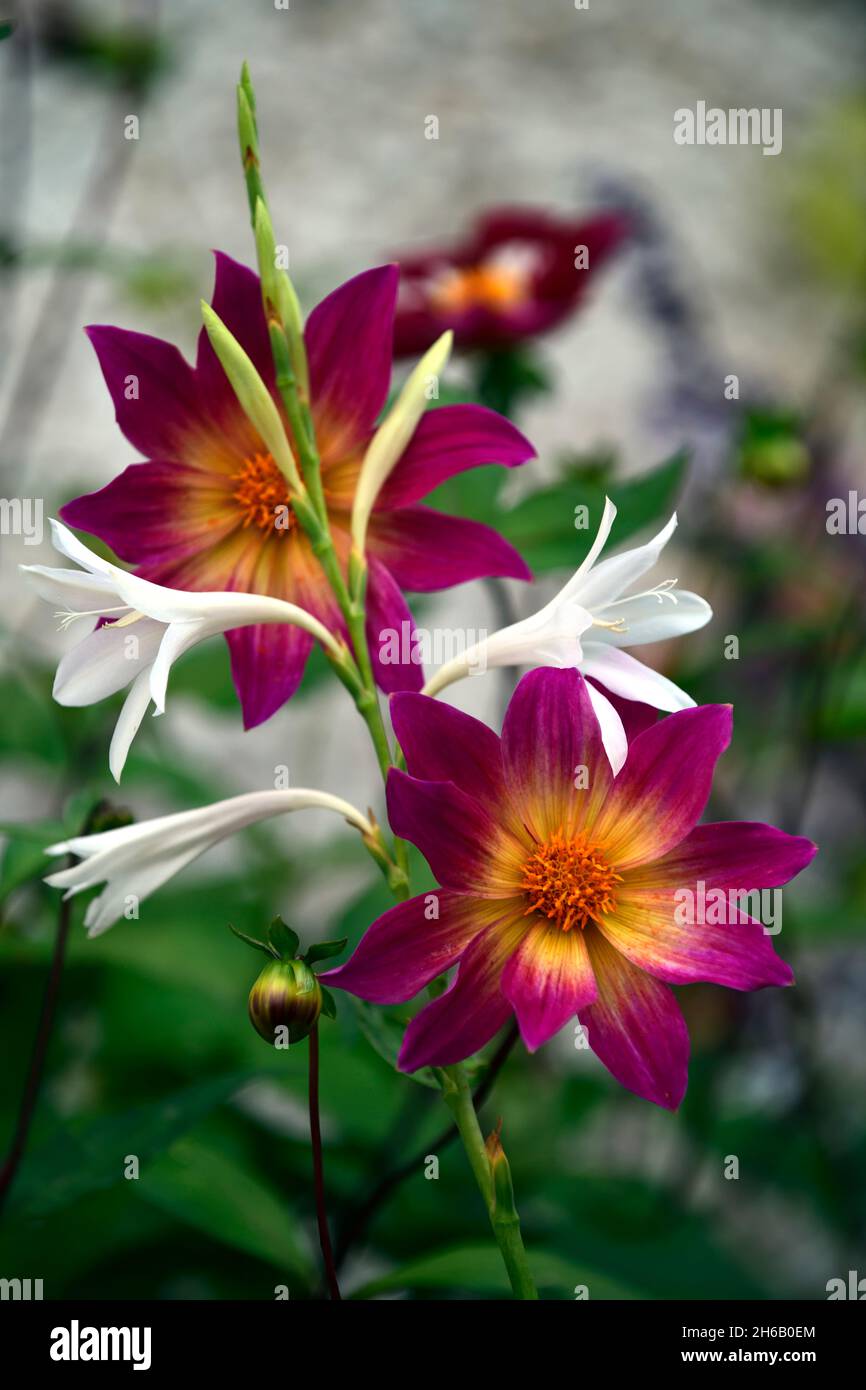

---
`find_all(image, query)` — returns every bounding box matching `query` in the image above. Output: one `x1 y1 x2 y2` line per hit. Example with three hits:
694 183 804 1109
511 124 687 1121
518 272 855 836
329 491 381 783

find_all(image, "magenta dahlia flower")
61 256 533 727
392 207 630 356
325 670 816 1108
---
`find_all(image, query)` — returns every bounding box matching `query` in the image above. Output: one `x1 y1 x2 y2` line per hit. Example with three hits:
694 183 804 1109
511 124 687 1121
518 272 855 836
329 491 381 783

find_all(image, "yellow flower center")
232 452 294 535
521 830 622 932
429 263 528 315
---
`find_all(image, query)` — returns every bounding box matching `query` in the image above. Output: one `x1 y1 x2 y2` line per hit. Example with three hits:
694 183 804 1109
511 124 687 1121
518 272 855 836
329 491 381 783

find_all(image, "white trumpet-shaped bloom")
22 520 342 782
423 498 712 773
45 789 375 937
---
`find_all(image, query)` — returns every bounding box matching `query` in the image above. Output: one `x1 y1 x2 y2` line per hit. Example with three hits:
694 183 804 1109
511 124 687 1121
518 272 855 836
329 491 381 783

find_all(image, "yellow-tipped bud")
351 330 452 555
200 301 303 494
485 1119 518 1220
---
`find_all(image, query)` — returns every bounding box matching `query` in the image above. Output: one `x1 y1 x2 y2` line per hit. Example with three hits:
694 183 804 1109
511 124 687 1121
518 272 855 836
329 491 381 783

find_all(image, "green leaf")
268 916 300 959
305 936 347 965
498 451 688 573
139 1136 312 1277
351 1242 639 1300
0 821 65 903
8 1072 253 1218
352 999 440 1090
474 344 552 415
427 450 687 575
229 923 277 958
318 985 337 1020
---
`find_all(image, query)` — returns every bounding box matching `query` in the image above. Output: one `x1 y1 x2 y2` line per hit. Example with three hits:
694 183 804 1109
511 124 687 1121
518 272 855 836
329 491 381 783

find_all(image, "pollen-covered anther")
521 829 622 932
232 451 294 534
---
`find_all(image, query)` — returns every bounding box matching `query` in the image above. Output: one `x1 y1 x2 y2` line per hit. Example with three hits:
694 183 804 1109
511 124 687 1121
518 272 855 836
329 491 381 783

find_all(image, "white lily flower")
21 520 343 783
45 789 375 938
423 497 711 773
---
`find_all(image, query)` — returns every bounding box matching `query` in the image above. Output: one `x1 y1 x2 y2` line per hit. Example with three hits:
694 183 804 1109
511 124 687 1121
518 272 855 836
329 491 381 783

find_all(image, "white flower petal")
20 563 118 610
557 496 618 602
580 643 695 712
53 618 165 706
590 589 712 647
585 680 628 775
481 600 593 670
571 512 678 612
47 521 337 651
148 621 205 715
45 790 375 935
83 847 206 937
48 519 116 576
109 669 154 783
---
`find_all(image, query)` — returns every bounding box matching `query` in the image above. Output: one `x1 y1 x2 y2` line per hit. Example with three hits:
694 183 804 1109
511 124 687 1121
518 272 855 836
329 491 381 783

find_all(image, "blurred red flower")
392 206 630 356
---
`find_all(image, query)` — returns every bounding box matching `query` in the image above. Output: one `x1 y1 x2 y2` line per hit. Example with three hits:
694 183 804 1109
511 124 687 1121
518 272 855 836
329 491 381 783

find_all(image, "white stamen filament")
606 578 680 609
55 605 132 631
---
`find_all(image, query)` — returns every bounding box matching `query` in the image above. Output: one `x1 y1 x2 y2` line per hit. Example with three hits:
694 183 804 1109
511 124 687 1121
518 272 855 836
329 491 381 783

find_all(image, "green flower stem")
235 61 528 1304
236 69 397 799
237 78 265 224
441 1063 538 1301
259 315 396 786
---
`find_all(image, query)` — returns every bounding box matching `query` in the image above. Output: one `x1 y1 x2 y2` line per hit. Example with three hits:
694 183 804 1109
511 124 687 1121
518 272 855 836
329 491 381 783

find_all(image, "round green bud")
248 958 322 1046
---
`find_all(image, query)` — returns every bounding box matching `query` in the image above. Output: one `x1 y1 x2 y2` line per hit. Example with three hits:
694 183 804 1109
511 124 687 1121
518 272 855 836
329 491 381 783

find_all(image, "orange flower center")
521 831 622 932
232 452 294 536
429 263 528 315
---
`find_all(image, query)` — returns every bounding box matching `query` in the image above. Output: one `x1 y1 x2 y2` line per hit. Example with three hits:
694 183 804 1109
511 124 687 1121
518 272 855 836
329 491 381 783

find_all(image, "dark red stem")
308 1024 341 1300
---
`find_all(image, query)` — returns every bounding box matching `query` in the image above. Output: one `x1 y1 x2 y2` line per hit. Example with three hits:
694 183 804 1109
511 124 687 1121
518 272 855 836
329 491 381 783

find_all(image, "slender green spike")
254 198 308 398
237 83 265 223
240 61 257 126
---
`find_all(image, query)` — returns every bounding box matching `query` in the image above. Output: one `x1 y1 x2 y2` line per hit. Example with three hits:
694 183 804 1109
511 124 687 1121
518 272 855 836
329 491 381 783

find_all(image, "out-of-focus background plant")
0 0 864 1300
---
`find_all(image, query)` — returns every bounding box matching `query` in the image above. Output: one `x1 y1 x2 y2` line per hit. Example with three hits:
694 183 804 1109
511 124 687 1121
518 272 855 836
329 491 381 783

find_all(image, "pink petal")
582 930 689 1110
367 506 530 590
386 769 524 896
305 265 398 447
86 325 203 460
594 820 816 990
502 921 597 1051
597 892 794 991
376 404 534 509
323 890 501 1004
591 705 733 871
397 915 527 1072
628 820 817 893
226 618 313 730
389 692 506 809
195 252 274 411
501 668 611 843
60 461 235 567
365 558 424 693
